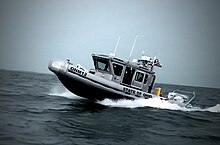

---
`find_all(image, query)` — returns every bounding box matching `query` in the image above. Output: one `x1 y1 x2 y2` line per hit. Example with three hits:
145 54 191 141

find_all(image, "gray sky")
0 0 220 88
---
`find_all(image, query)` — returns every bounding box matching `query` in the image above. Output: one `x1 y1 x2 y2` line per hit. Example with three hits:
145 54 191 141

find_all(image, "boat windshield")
113 63 123 76
93 58 110 72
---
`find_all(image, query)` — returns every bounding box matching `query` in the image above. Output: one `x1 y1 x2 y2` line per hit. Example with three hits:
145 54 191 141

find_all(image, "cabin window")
144 74 149 84
122 67 135 85
94 58 109 72
113 63 123 76
134 72 144 82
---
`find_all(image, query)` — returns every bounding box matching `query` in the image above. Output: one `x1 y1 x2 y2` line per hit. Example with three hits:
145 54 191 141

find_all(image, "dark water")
0 69 220 145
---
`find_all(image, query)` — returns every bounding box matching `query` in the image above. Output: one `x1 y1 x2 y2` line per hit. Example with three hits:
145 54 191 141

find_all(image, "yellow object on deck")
154 87 161 96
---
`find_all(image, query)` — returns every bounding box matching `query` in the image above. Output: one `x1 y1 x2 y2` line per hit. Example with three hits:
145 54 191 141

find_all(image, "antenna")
129 35 138 62
113 35 121 56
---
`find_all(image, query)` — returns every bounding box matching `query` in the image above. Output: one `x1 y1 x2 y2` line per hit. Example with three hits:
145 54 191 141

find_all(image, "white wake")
206 104 220 113
48 84 80 99
48 85 220 113
98 98 220 113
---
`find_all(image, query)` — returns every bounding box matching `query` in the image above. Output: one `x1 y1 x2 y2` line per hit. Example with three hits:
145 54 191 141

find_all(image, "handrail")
184 91 196 107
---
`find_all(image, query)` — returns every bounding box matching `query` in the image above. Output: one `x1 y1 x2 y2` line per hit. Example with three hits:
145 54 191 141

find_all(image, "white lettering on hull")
123 87 152 98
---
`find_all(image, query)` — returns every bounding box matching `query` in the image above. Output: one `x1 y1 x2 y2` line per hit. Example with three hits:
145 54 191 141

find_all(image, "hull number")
68 66 87 77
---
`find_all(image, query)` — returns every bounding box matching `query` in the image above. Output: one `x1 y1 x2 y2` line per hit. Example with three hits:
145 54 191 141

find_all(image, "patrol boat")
48 37 195 107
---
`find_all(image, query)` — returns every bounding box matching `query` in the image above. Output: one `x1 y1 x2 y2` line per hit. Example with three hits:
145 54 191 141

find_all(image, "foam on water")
98 98 220 113
48 84 220 113
206 104 220 113
48 84 80 99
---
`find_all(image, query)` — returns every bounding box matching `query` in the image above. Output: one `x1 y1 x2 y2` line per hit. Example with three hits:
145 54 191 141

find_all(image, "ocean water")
0 69 220 145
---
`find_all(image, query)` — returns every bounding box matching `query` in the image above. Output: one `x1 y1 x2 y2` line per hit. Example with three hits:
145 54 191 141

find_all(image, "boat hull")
57 73 132 101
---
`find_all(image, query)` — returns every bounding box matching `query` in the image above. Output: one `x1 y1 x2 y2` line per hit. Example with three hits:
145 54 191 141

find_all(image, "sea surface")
0 69 220 145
